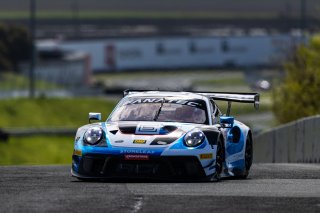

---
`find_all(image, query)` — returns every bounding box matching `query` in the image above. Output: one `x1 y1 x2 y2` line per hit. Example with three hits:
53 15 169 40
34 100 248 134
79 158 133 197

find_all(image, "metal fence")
0 127 76 143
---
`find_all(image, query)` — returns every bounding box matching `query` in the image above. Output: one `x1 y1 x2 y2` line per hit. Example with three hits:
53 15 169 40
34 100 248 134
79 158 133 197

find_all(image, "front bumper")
72 154 206 179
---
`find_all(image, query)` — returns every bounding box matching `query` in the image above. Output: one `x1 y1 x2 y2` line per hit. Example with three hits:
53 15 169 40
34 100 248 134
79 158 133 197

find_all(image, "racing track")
1 164 320 212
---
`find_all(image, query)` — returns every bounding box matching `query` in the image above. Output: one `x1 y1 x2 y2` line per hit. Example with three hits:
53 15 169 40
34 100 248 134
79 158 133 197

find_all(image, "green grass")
95 70 184 81
0 73 59 90
94 70 246 86
0 97 117 128
0 10 280 20
0 97 117 166
0 136 73 165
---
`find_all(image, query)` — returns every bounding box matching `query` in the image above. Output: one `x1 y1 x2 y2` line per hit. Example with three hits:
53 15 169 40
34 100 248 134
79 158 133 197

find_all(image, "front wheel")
205 136 225 182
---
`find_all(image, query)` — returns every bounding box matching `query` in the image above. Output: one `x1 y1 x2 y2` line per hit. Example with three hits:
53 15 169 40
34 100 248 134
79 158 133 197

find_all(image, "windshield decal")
109 97 208 124
126 98 202 108
127 98 163 104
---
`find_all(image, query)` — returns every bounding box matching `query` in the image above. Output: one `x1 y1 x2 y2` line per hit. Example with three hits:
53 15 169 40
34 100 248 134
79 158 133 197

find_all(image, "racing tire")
238 136 253 179
205 136 225 182
76 177 95 182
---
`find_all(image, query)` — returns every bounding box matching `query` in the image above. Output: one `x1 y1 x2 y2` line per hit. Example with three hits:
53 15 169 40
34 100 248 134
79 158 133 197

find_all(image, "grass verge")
0 73 59 90
0 136 73 165
0 97 117 128
0 97 117 166
0 11 279 20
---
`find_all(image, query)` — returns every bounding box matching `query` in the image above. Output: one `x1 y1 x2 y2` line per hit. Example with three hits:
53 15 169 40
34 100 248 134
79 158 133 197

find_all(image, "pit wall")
254 115 320 163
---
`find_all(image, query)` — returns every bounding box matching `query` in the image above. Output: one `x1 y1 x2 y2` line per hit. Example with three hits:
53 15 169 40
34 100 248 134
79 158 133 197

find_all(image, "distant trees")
0 24 31 72
273 36 320 124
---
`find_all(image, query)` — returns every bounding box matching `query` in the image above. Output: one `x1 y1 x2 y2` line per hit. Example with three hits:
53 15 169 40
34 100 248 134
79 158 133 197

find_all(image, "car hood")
105 121 201 148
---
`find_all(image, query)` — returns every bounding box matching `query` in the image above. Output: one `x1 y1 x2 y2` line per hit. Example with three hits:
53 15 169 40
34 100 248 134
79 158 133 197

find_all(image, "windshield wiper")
153 98 165 121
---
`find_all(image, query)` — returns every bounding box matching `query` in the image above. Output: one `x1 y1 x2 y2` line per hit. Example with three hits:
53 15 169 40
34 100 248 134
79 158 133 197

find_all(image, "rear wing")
195 92 259 116
196 92 259 108
123 90 259 115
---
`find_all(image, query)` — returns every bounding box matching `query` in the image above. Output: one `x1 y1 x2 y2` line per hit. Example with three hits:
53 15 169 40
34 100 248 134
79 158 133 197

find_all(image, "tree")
0 23 31 72
273 36 320 124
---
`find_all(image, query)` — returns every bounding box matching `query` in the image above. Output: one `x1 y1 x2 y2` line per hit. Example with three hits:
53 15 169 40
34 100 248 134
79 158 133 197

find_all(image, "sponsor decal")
139 126 157 132
115 140 124 143
124 154 149 161
120 149 155 154
136 125 159 135
200 153 213 159
73 149 82 156
133 139 147 144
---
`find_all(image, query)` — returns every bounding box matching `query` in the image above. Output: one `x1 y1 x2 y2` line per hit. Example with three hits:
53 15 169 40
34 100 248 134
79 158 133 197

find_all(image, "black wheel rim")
245 139 252 170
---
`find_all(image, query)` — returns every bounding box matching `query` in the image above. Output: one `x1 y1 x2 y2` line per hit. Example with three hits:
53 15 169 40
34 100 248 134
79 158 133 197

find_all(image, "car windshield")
108 97 208 124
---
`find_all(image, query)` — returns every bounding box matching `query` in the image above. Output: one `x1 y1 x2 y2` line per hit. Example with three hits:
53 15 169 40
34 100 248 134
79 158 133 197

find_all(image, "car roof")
125 91 208 100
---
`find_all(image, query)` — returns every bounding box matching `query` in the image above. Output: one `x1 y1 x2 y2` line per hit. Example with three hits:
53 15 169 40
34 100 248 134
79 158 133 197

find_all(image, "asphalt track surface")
1 164 320 213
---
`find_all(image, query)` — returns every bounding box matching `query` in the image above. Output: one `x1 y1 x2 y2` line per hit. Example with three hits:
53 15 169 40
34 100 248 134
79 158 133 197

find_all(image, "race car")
71 90 259 181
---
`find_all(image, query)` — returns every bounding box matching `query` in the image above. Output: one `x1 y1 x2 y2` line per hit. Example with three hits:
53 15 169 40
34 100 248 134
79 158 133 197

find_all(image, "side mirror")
220 116 234 128
89 112 101 123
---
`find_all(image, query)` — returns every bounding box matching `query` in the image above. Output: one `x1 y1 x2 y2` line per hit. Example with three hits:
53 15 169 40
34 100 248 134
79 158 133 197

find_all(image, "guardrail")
0 129 9 142
0 128 76 142
254 115 320 163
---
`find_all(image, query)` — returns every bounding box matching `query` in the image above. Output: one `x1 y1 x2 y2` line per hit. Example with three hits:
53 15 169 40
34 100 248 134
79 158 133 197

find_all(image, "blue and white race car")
71 90 259 181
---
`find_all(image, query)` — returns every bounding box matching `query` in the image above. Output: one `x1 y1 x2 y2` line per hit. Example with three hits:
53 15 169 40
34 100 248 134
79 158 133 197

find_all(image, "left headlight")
184 129 205 147
84 127 103 145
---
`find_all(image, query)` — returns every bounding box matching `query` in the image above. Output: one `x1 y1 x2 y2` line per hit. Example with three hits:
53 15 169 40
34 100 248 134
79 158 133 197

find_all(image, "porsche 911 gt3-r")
71 90 259 181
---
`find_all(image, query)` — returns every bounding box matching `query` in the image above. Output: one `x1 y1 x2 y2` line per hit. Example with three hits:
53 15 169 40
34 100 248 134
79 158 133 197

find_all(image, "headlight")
84 127 103 145
184 129 205 147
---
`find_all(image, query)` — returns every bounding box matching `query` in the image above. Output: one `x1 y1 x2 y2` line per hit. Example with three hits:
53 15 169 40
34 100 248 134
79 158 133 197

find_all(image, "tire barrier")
254 115 320 163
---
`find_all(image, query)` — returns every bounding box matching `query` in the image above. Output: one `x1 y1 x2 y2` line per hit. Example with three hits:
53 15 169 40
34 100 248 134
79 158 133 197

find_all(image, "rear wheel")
240 136 253 179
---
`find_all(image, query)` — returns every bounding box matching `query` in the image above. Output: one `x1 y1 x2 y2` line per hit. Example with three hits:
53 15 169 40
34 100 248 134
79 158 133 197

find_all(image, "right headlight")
184 129 205 147
84 127 103 145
